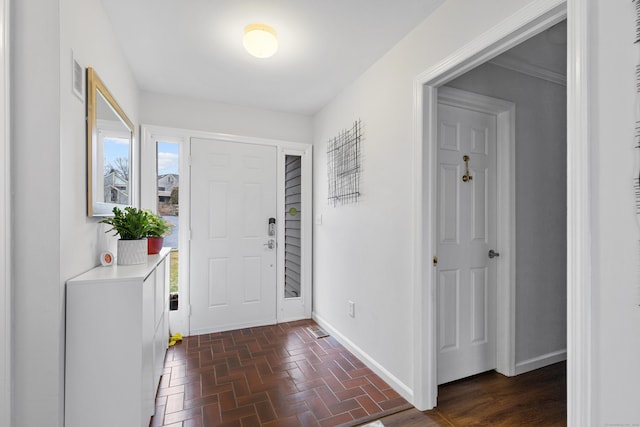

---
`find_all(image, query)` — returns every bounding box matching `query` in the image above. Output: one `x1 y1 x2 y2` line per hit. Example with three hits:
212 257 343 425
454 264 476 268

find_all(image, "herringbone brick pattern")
150 320 410 427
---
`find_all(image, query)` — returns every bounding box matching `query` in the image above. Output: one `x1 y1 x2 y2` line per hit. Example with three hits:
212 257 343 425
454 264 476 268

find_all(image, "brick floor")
149 320 411 427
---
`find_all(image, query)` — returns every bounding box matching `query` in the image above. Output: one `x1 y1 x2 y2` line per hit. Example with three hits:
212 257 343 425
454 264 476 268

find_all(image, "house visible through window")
157 142 180 302
284 155 302 299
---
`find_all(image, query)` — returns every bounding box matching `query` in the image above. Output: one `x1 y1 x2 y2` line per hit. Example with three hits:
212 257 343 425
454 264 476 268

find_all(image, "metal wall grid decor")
634 0 640 306
327 120 361 206
635 1 640 220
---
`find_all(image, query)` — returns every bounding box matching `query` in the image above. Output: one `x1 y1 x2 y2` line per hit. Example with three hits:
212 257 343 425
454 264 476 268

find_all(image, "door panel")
208 258 228 306
208 181 228 238
470 267 488 344
471 127 488 154
439 122 460 151
437 103 497 385
190 138 277 334
438 269 459 352
439 164 460 244
471 168 487 241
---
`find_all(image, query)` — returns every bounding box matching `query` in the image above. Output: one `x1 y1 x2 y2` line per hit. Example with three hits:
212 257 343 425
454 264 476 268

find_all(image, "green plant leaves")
100 207 173 239
100 207 152 240
146 211 172 237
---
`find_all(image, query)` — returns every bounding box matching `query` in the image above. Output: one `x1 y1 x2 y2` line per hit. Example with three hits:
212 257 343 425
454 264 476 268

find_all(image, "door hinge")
433 256 438 267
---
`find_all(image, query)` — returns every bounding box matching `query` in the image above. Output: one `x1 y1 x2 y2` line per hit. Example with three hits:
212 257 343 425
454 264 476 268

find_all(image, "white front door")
190 138 277 334
436 101 498 385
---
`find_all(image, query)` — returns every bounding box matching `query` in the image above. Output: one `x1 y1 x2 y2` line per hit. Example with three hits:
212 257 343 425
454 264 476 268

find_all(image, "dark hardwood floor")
363 362 567 426
151 319 565 426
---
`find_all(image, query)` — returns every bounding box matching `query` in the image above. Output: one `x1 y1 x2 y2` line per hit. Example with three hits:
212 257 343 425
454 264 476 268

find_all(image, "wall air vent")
72 50 84 101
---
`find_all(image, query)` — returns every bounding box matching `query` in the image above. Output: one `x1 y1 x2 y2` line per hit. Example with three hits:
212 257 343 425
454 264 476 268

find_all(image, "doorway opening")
435 87 509 385
435 17 568 391
141 125 313 336
409 2 590 416
189 138 279 334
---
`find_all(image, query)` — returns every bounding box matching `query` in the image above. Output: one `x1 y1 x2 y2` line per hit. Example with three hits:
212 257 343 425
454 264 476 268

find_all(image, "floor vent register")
306 325 329 339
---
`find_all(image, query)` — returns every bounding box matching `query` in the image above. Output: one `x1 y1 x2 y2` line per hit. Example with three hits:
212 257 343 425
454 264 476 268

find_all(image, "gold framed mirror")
86 67 135 216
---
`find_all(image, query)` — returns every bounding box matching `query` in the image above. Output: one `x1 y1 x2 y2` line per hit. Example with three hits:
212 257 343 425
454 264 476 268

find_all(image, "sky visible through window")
103 137 129 173
157 142 179 175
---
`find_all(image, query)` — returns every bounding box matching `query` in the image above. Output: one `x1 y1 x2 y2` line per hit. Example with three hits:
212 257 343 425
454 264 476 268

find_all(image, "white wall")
447 63 567 368
59 0 140 279
12 1 63 425
140 91 313 144
11 0 139 425
0 0 9 423
312 0 540 396
10 0 640 424
13 4 310 423
313 0 640 422
590 1 640 425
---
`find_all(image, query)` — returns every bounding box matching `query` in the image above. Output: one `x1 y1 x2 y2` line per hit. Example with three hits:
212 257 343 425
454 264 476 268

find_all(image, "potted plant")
145 211 172 254
100 206 151 265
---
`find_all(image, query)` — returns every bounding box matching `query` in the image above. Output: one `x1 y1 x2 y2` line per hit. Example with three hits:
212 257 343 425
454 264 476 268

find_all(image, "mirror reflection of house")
103 171 128 204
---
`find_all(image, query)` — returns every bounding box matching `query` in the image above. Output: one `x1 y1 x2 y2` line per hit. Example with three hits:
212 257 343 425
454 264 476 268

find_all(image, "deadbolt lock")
433 256 438 267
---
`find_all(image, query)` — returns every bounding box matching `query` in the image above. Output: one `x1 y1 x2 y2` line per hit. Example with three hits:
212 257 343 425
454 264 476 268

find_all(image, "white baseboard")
515 349 567 375
190 318 278 336
276 315 309 324
312 313 414 403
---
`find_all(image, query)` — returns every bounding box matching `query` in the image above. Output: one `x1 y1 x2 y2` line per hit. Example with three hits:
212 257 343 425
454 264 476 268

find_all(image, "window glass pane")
157 141 180 300
284 155 302 299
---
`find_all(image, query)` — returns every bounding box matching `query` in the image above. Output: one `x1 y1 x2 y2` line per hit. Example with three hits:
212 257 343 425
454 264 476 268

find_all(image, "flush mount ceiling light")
243 23 278 59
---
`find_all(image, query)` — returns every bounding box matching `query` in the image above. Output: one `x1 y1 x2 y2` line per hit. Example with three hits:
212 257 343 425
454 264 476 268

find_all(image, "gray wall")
448 61 567 366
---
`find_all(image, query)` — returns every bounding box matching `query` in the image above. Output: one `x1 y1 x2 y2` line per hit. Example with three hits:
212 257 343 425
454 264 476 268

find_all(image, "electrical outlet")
348 300 355 318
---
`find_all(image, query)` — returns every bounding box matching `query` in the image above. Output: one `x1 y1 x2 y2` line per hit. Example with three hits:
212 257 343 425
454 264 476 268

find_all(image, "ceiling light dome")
243 23 278 59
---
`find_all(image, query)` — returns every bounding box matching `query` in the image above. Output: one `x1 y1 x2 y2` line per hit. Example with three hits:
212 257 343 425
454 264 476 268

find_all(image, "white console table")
65 248 170 427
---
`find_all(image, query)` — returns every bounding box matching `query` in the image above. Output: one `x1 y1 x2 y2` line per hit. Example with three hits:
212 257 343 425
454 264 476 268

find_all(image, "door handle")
488 249 500 259
264 239 275 250
462 155 473 182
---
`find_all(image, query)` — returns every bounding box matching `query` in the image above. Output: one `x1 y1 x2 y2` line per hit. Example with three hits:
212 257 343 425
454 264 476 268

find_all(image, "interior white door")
436 102 497 385
190 138 277 334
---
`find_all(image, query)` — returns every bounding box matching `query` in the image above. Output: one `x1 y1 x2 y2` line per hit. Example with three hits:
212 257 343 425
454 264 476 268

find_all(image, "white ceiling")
100 0 445 115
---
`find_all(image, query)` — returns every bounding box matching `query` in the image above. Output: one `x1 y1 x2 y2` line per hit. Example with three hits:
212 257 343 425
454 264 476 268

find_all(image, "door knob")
488 249 500 259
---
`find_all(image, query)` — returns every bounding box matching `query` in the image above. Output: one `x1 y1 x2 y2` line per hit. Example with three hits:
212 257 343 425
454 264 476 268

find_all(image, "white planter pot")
117 238 148 265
